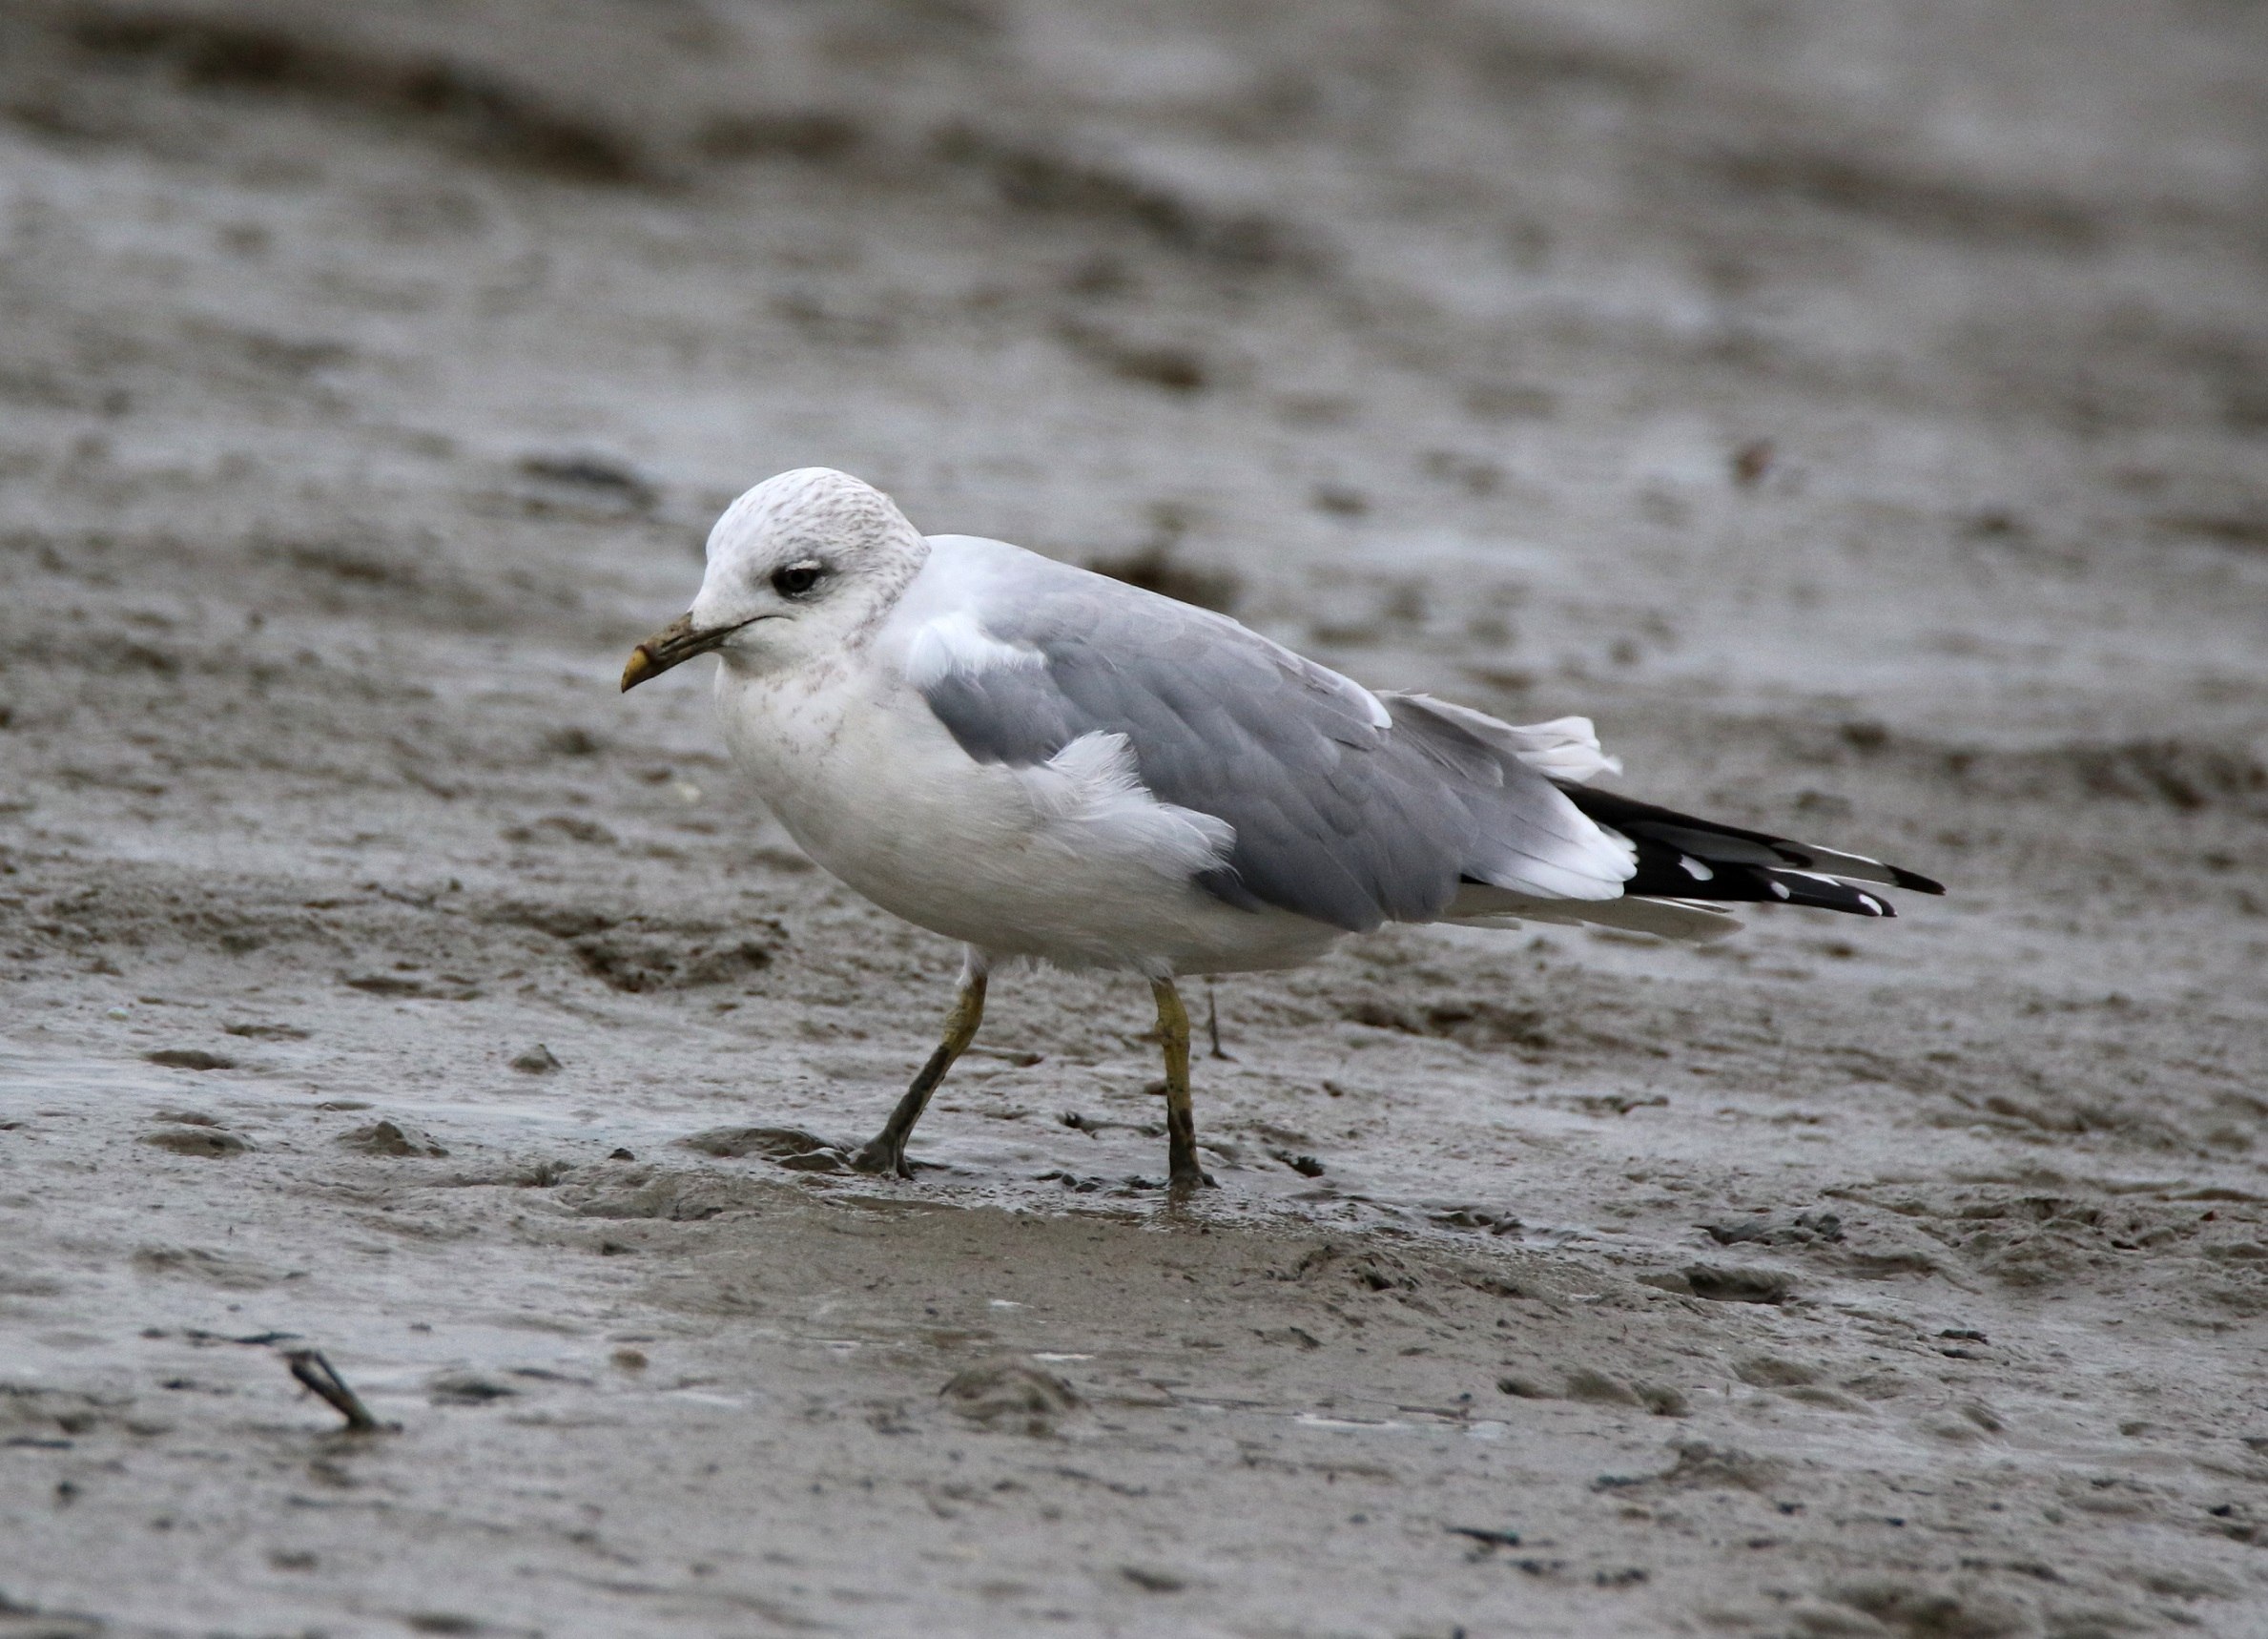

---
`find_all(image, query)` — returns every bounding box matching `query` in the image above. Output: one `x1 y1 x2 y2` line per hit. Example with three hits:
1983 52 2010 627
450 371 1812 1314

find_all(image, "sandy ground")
3 2 2267 1635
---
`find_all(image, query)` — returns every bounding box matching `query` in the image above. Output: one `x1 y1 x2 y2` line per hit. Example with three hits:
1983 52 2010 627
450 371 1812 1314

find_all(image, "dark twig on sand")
283 1348 381 1433
1448 1525 1522 1548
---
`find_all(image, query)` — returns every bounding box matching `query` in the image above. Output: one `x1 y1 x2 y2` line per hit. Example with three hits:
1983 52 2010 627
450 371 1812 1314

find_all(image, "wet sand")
2 2 2266 1634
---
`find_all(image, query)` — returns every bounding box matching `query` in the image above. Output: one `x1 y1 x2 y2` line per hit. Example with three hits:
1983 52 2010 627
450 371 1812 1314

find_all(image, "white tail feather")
1382 694 1623 784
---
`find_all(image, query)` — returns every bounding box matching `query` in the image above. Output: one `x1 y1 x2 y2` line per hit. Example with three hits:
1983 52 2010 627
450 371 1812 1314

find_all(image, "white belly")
713 663 1341 976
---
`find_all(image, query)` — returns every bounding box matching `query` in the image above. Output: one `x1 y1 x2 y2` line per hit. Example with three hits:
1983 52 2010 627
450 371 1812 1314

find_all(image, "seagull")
621 468 1942 1190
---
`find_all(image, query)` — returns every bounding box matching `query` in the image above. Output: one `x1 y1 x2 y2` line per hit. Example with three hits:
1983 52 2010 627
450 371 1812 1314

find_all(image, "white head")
621 467 928 690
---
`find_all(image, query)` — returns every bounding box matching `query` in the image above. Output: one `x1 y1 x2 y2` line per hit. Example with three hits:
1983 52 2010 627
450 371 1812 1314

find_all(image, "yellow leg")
1152 978 1212 1191
852 959 987 1179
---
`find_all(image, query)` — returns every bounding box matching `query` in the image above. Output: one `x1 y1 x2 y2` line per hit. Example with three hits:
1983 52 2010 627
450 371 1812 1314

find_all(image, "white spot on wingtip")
1679 855 1714 881
1768 881 1792 900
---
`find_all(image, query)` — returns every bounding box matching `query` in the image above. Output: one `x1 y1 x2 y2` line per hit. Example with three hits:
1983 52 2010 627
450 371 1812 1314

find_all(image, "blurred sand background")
2 1 2266 1634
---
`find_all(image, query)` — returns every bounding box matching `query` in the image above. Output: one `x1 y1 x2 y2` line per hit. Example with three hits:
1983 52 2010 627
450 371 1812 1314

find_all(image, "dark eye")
771 561 825 599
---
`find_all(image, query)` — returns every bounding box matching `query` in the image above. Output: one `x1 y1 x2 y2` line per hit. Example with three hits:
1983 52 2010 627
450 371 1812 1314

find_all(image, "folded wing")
907 548 1634 933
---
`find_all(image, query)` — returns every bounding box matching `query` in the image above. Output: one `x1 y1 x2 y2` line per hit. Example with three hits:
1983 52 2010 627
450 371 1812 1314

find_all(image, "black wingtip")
1888 866 1947 895
1840 885 1895 918
1760 870 1898 918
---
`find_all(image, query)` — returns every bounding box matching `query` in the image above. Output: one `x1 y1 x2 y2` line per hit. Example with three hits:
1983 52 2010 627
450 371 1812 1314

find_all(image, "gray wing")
911 555 1629 933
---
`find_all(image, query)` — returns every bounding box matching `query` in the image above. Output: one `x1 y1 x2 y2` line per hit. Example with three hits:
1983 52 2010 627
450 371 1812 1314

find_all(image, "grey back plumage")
907 539 1629 932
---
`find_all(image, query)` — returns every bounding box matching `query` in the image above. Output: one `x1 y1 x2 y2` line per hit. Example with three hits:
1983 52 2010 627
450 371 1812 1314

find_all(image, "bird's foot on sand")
848 1136 918 1179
